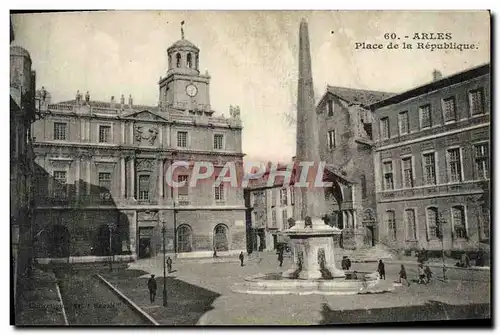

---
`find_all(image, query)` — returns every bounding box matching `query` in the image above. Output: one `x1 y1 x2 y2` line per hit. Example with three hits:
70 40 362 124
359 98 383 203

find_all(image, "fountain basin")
231 271 395 295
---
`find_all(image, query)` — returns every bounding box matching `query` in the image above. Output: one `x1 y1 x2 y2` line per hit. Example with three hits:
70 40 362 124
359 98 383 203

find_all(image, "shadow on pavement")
319 300 491 325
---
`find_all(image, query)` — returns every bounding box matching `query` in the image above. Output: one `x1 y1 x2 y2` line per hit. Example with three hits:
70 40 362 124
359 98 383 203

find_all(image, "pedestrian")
399 265 410 286
352 271 358 280
462 253 470 268
424 265 433 284
239 251 244 267
341 256 348 270
166 256 173 273
213 247 217 258
377 259 386 280
417 264 426 284
346 256 352 270
147 274 157 303
278 251 284 267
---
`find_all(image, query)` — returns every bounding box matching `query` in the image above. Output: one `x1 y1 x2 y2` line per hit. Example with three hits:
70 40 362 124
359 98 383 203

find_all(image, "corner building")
370 64 490 256
32 34 246 262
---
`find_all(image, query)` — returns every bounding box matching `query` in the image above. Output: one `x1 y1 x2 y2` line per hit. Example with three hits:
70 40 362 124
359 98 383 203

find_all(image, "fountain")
231 19 394 295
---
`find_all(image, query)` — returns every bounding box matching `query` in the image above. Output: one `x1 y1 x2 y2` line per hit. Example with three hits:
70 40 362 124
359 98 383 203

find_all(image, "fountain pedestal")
282 217 345 280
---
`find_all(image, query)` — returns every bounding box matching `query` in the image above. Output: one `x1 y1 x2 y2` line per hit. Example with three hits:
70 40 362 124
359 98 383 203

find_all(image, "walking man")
377 259 386 280
166 256 173 273
417 263 426 284
239 251 245 267
399 265 410 286
278 250 284 267
147 274 157 303
424 265 433 284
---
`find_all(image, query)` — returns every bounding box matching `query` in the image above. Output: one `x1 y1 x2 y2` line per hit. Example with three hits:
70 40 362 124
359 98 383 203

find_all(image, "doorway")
364 226 375 247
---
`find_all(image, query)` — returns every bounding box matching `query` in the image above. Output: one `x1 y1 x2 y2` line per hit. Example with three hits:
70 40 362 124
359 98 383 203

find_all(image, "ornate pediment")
124 110 167 122
136 158 155 172
134 124 159 145
137 210 158 222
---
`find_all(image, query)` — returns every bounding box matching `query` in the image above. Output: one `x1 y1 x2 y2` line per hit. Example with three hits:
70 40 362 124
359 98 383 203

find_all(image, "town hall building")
32 30 246 262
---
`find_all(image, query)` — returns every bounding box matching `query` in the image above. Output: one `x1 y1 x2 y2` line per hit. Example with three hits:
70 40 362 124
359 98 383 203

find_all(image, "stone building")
10 31 37 303
316 86 393 249
32 32 246 262
244 163 297 252
370 64 490 255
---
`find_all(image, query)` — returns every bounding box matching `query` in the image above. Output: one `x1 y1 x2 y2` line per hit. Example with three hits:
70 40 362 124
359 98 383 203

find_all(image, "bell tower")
158 21 211 114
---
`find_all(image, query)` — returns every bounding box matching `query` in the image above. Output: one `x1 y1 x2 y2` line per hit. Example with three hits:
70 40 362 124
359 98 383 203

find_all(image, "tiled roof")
326 86 395 107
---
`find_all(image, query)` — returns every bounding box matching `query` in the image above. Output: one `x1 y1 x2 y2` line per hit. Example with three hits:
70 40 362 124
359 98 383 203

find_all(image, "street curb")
96 274 160 326
55 282 69 326
386 260 490 271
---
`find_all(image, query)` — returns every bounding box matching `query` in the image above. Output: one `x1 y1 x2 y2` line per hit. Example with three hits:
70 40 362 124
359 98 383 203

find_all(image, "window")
327 130 336 149
426 207 438 239
99 125 111 143
138 175 150 200
282 209 288 229
423 152 437 185
380 117 390 139
419 104 432 129
213 134 224 150
271 209 277 228
177 225 192 252
187 53 192 68
98 172 112 199
442 96 457 122
327 100 334 116
280 188 288 206
214 224 228 251
290 188 295 205
398 111 409 135
452 206 467 239
383 161 394 190
176 53 181 67
361 175 367 198
214 183 224 202
54 122 67 140
474 143 489 179
53 170 67 198
386 211 396 240
177 175 189 204
480 206 490 240
447 148 462 182
469 88 485 116
177 131 187 147
401 157 414 188
405 209 417 241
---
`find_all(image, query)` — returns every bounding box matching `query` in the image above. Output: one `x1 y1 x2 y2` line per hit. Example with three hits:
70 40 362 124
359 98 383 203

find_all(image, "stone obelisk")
296 19 325 220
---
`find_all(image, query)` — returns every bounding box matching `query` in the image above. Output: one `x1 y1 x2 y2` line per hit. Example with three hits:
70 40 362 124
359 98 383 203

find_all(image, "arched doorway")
214 224 229 251
362 209 376 247
49 225 70 258
176 224 193 252
96 225 111 256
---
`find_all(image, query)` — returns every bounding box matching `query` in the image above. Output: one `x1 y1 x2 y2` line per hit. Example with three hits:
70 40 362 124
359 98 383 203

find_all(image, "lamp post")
162 221 167 307
107 223 114 272
438 213 447 282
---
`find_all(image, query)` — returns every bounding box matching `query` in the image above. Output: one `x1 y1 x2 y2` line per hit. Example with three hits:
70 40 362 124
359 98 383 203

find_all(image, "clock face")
186 84 198 97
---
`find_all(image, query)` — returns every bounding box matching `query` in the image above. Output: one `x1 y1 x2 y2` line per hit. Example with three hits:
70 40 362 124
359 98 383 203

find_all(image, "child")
399 265 410 286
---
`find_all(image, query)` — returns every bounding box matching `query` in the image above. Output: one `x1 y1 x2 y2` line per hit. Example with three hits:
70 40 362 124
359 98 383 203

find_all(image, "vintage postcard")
10 10 491 326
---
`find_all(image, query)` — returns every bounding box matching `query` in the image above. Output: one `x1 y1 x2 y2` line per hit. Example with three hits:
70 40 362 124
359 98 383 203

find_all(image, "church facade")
32 33 246 262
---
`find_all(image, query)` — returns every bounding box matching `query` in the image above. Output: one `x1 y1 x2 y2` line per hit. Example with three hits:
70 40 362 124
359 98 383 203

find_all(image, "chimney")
120 94 125 107
110 96 115 108
432 69 443 82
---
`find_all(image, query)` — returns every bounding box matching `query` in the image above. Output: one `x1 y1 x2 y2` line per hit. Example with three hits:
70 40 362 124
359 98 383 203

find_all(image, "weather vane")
181 20 185 39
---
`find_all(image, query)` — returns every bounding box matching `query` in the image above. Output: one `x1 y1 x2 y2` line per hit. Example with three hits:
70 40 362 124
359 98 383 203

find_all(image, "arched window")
177 224 192 252
176 53 181 68
195 54 199 69
426 207 438 239
187 53 192 68
168 54 172 69
214 224 229 251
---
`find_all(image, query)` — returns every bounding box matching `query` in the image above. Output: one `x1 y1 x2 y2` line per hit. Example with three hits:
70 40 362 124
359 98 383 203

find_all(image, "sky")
11 10 490 165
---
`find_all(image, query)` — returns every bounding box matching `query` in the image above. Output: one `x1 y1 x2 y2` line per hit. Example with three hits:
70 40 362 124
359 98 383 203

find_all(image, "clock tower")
159 24 211 114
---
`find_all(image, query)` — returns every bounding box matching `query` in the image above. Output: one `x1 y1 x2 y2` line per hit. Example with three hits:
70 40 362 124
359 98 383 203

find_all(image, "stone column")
158 159 164 199
130 157 135 199
86 158 91 195
121 122 125 144
75 156 81 197
125 210 137 260
120 156 126 198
